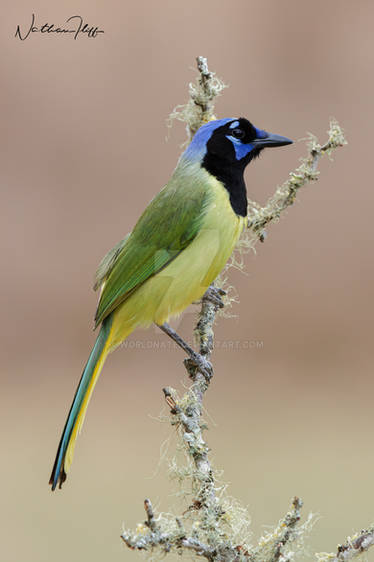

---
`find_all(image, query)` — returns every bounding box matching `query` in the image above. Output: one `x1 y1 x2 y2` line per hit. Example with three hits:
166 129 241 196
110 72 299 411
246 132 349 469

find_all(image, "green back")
94 167 210 327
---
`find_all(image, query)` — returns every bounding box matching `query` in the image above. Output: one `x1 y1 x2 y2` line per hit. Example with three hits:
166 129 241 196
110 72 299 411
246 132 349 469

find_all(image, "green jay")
49 117 292 490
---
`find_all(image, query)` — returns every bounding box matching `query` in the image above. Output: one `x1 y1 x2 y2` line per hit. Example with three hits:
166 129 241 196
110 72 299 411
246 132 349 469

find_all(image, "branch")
246 120 347 244
252 497 305 562
123 285 226 556
119 57 358 562
162 287 224 534
316 528 374 562
168 55 227 141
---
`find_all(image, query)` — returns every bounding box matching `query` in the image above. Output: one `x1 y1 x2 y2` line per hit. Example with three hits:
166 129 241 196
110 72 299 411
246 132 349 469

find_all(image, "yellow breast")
109 177 244 350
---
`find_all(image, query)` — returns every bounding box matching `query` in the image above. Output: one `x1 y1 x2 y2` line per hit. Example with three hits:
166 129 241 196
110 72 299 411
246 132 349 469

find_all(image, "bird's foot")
184 354 213 381
158 322 213 381
157 322 213 381
203 286 226 308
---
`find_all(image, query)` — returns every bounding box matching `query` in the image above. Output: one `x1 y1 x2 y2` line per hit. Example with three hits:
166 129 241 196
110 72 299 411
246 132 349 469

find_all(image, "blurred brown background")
1 1 373 560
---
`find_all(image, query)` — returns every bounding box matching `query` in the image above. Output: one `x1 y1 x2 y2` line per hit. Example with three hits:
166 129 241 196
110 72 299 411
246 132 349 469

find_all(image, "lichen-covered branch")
119 57 368 562
162 287 225 540
252 497 310 562
316 528 374 562
245 120 347 245
168 55 226 141
122 284 229 559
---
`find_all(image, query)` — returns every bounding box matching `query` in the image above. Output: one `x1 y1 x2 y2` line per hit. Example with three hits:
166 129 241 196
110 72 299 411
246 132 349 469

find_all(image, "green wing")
94 179 209 327
93 233 131 291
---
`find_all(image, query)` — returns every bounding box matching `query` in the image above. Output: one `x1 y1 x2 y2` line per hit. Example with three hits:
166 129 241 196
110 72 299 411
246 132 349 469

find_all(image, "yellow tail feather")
63 334 112 475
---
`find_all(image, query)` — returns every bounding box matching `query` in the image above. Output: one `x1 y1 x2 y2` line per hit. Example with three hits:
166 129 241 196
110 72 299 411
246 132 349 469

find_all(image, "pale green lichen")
316 525 374 562
252 499 317 562
167 55 227 143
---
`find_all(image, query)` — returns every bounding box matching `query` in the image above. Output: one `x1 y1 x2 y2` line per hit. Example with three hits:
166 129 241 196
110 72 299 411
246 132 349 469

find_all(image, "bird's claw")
184 354 213 381
203 286 226 308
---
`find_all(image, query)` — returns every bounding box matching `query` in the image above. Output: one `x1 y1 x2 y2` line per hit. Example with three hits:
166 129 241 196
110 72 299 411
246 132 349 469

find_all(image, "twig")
180 537 214 558
252 497 304 562
271 497 303 562
144 499 157 532
247 119 347 243
168 55 226 142
316 528 374 562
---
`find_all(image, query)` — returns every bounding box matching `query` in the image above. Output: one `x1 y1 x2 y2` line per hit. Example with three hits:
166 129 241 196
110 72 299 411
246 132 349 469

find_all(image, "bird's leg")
157 322 213 380
202 285 226 308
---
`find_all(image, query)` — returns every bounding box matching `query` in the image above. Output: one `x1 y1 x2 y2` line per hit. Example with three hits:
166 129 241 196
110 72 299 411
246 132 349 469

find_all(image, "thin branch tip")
168 55 226 140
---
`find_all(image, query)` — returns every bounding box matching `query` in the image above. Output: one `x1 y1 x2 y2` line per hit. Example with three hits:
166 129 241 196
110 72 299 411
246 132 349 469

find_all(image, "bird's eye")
231 128 245 140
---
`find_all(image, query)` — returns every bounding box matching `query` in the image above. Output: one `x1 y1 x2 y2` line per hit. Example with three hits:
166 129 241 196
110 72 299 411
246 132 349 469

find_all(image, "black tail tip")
49 469 67 491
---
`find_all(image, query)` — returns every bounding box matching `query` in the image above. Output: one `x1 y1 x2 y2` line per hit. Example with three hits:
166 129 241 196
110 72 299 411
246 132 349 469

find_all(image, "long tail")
49 315 113 490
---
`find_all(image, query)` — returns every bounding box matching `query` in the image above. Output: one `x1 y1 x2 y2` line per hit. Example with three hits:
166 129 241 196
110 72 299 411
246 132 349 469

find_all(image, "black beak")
252 132 293 148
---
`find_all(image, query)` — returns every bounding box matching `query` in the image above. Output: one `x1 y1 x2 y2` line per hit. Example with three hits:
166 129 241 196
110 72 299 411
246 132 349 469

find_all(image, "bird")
49 117 292 490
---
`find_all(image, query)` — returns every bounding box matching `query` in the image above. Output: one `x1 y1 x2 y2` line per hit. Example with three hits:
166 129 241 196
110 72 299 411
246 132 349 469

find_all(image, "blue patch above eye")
182 118 234 161
229 120 240 129
226 136 254 160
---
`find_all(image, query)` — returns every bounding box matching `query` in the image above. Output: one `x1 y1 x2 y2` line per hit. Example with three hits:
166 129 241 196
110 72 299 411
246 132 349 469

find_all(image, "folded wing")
94 181 209 327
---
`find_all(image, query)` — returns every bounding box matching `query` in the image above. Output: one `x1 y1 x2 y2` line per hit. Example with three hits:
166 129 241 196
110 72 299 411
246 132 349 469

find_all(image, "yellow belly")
108 180 245 350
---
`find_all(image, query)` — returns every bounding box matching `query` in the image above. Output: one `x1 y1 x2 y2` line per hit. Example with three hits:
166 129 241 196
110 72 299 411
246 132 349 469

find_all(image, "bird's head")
182 117 293 170
180 117 293 217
